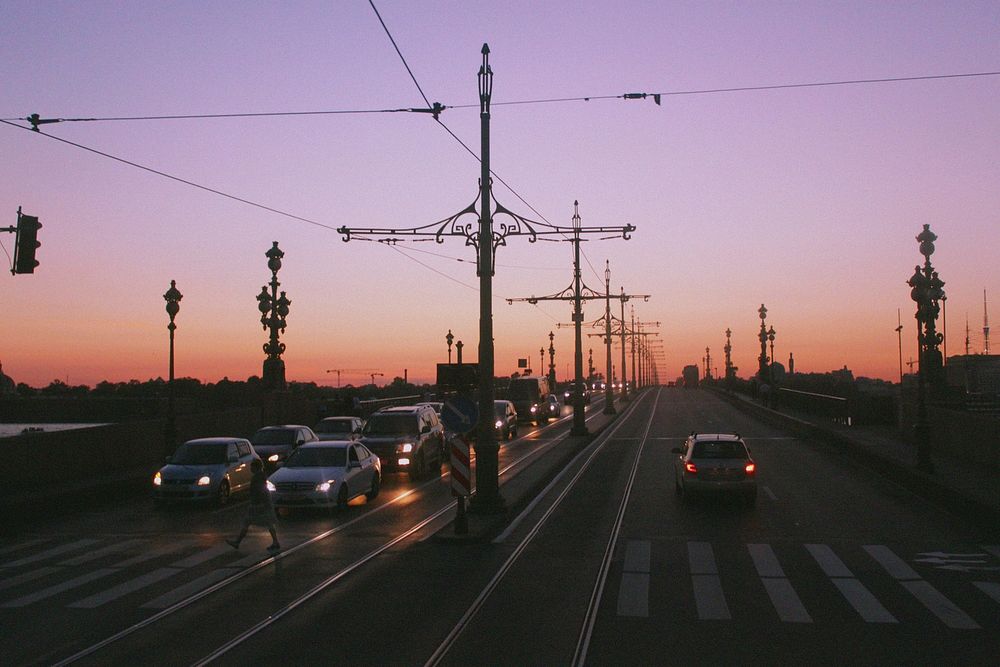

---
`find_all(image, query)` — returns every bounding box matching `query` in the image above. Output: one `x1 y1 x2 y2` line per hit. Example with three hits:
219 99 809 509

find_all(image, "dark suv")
360 406 444 478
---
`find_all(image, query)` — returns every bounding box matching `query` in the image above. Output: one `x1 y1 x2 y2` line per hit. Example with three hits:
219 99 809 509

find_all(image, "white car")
267 441 381 511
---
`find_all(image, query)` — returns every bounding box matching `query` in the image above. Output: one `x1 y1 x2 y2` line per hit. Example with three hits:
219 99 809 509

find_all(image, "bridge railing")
776 387 852 425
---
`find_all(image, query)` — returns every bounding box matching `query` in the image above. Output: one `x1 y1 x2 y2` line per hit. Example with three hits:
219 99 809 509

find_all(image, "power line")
0 118 338 232
368 0 432 110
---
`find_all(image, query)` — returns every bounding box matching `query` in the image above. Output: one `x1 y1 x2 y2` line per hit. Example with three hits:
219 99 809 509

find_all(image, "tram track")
54 402 608 666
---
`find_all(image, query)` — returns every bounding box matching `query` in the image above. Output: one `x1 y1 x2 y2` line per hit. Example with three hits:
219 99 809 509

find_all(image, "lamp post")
603 261 616 415
907 223 944 473
548 331 556 386
757 304 769 380
256 242 291 391
539 347 545 377
724 328 734 384
163 280 182 456
767 325 776 384
446 329 454 363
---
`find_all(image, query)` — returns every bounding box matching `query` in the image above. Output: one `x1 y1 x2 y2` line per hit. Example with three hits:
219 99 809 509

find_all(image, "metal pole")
571 203 587 435
619 287 629 401
630 308 637 392
472 44 502 513
603 261 616 415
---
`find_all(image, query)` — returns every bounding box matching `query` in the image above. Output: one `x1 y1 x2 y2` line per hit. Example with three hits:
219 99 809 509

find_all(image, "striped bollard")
450 434 471 534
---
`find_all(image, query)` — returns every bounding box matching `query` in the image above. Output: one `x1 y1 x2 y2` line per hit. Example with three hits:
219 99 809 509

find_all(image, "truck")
682 365 699 389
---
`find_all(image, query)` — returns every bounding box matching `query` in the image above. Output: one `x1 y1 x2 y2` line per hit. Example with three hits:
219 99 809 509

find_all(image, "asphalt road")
2 389 997 666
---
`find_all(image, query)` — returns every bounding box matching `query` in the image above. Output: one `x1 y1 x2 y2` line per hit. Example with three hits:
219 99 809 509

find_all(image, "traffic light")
13 212 41 274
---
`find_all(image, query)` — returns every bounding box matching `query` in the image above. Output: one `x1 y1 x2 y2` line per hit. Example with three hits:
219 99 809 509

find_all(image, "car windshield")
171 443 227 465
692 441 747 459
363 414 418 436
285 447 347 467
252 429 295 445
316 421 351 434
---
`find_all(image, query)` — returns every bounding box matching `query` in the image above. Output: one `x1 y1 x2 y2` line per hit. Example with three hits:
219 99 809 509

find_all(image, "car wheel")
366 474 380 500
216 480 231 506
337 483 349 509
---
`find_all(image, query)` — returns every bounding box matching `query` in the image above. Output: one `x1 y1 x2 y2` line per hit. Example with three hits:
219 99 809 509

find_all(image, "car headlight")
197 476 211 486
495 420 503 429
153 472 162 486
266 480 276 492
267 454 280 462
530 405 537 413
396 442 414 454
316 480 334 492
398 457 411 466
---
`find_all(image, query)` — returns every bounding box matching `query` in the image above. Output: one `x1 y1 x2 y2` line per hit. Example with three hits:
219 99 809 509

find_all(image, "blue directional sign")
441 396 479 434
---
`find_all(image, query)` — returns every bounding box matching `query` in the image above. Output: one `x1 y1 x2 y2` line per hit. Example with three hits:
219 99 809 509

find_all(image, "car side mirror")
296 439 305 447
421 425 430 434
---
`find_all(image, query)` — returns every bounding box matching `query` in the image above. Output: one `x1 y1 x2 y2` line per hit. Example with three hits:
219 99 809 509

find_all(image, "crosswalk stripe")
0 566 62 592
3 539 100 568
806 544 897 623
688 543 730 620
68 567 181 608
141 567 241 609
617 541 651 618
865 544 979 629
749 544 812 623
110 540 193 568
169 543 234 568
59 539 147 566
900 581 980 629
3 568 117 608
972 581 1000 604
0 538 50 557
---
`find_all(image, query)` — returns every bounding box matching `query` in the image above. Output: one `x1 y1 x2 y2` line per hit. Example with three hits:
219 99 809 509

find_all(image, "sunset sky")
2 1 998 388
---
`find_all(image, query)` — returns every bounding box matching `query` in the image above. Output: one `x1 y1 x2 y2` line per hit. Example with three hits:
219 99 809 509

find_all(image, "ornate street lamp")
907 223 945 473
257 241 291 390
548 330 556 386
446 329 454 364
757 304 769 380
163 280 182 455
724 327 734 384
603 261 616 415
767 325 776 384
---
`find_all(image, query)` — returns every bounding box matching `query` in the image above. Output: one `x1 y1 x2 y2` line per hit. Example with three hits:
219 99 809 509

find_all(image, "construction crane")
369 372 384 387
325 368 379 388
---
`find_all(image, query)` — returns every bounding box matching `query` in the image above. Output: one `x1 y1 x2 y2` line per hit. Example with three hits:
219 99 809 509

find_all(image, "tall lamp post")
757 304 769 381
548 331 556 386
907 223 944 473
767 325 776 384
256 242 291 391
446 330 454 363
163 280 182 455
602 262 616 415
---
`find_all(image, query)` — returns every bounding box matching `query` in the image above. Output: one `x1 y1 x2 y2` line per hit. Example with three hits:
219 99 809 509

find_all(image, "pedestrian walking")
227 458 280 553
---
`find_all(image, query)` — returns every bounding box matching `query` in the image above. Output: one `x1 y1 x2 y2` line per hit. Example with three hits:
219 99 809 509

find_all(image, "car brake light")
745 462 756 474
684 462 698 474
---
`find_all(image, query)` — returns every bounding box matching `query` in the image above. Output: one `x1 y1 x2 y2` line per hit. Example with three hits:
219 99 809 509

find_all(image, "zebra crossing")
0 535 276 611
616 539 1000 629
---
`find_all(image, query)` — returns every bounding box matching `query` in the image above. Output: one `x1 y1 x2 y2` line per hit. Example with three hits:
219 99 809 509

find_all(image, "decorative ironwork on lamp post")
907 223 944 473
257 241 291 391
767 325 776 383
446 329 454 363
757 304 769 380
548 331 556 386
163 280 182 455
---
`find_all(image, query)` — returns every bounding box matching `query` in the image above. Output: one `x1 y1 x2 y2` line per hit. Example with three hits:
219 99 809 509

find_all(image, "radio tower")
984 290 991 355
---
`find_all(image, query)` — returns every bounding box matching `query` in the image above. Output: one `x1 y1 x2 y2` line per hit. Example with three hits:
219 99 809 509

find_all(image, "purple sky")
2 1 998 387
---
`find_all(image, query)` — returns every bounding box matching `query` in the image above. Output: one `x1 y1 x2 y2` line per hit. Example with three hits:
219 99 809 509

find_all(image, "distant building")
946 355 1000 395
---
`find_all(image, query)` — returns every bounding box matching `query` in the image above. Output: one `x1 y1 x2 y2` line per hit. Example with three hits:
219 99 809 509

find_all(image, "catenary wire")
369 0 432 110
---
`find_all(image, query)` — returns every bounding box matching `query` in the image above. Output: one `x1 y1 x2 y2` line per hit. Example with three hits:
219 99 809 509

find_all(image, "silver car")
672 433 757 506
267 441 381 512
152 437 257 506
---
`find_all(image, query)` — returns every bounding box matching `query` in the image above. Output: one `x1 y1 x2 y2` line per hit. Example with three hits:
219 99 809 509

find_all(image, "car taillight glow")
745 462 756 474
684 462 698 474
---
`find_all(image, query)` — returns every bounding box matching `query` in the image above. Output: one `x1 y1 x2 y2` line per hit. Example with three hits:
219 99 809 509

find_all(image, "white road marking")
68 567 181 608
617 541 651 618
3 568 117 608
973 581 1000 604
0 565 62 592
141 568 241 609
109 540 193 568
4 539 100 568
749 544 812 623
169 544 234 568
865 545 979 629
59 539 147 566
807 544 897 623
0 538 50 556
688 542 730 620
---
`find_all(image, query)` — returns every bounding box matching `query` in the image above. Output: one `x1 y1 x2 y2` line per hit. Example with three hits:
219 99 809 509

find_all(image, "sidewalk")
715 389 1000 531
434 398 625 543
